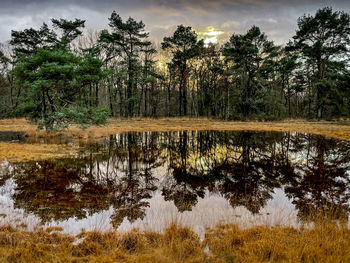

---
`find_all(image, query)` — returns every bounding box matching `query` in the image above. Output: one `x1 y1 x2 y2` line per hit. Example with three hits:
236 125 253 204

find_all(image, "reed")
0 221 349 262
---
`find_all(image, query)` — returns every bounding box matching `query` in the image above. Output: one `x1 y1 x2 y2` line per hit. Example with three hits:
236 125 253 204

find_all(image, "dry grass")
1 117 350 140
204 223 350 263
1 117 350 162
0 222 349 262
1 118 349 261
0 142 76 162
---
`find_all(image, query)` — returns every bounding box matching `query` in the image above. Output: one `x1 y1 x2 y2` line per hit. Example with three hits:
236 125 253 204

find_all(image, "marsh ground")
1 118 350 262
0 222 349 263
1 117 350 162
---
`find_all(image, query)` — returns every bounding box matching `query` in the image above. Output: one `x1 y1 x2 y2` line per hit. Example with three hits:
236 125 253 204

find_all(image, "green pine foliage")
0 7 349 125
9 19 109 131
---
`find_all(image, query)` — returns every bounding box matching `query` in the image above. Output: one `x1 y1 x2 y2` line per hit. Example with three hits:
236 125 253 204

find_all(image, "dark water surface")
1 130 350 234
0 131 25 142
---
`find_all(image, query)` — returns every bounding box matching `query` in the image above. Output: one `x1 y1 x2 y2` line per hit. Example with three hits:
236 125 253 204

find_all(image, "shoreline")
1 117 350 162
1 118 350 261
0 117 350 140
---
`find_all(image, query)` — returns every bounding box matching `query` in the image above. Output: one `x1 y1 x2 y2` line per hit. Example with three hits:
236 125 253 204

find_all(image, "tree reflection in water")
1 130 350 227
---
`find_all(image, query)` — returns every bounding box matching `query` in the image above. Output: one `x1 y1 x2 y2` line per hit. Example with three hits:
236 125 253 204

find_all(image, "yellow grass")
0 142 76 162
1 119 349 261
1 117 350 162
1 117 350 140
0 222 349 263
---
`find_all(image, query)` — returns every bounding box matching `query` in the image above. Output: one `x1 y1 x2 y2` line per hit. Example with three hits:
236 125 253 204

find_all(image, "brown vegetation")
1 117 350 162
1 117 350 140
1 119 350 261
0 222 349 263
0 142 75 162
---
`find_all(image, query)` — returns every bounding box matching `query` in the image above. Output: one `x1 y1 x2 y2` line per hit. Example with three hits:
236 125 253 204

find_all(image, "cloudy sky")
0 0 350 45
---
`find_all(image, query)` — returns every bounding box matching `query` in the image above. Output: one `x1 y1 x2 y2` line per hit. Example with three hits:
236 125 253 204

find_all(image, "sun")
196 26 224 46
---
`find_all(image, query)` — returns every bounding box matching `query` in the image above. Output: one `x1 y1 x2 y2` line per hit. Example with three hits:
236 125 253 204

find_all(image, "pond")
0 131 26 143
0 130 350 236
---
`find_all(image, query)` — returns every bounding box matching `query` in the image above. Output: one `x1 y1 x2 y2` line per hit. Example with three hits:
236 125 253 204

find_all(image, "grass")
0 222 349 263
1 117 350 261
1 117 350 162
1 117 350 140
0 142 76 162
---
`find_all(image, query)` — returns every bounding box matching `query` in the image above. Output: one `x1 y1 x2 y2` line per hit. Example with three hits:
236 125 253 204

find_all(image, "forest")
0 6 349 130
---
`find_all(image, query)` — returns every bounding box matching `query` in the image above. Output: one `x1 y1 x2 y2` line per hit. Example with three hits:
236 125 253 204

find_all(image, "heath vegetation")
0 4 350 263
0 7 350 130
0 222 349 263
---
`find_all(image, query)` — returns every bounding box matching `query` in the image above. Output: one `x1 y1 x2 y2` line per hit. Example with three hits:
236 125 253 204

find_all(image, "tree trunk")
41 88 47 128
108 85 114 117
167 70 172 117
183 62 188 116
144 85 148 117
95 83 99 107
127 57 133 117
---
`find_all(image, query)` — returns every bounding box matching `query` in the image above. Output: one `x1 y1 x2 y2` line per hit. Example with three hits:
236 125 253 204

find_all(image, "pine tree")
99 11 152 117
162 25 204 116
289 7 350 119
223 26 279 118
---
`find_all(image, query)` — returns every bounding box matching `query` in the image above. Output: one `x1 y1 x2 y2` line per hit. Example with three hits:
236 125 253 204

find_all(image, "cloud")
0 0 349 45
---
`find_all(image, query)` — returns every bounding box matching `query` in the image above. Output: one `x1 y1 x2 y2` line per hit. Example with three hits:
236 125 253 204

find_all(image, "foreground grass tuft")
0 222 349 262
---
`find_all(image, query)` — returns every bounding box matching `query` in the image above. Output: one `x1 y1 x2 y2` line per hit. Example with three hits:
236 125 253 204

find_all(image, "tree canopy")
0 7 349 126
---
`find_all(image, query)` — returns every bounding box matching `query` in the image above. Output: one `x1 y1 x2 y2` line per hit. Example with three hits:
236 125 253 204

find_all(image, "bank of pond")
0 130 349 234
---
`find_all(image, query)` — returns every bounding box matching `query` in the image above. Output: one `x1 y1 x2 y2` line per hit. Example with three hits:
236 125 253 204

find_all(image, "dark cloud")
0 0 349 44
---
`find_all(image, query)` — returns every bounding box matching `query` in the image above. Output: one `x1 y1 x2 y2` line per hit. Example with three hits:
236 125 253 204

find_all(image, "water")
0 130 350 236
0 131 25 142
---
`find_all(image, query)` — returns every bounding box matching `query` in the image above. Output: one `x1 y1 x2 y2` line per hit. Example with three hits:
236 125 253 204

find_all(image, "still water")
0 130 350 235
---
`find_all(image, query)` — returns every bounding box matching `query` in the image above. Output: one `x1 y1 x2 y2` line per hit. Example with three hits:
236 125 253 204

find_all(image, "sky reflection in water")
0 130 350 235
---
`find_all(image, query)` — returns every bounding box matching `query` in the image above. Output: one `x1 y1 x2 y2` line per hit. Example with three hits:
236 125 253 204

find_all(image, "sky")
0 0 350 46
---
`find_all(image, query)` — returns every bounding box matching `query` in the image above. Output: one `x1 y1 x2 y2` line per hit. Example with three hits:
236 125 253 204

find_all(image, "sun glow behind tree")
154 25 227 71
196 26 224 46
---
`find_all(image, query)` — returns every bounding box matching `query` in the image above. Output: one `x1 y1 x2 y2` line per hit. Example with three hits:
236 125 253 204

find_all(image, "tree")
13 48 108 130
139 44 162 117
99 11 152 117
2 7 350 121
289 7 350 119
0 50 9 70
51 18 85 48
223 26 279 118
10 18 85 58
11 19 109 130
0 49 11 117
162 25 204 116
10 23 57 59
278 49 300 118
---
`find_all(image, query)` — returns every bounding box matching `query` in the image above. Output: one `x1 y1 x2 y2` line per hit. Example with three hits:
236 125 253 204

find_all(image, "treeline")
0 7 349 129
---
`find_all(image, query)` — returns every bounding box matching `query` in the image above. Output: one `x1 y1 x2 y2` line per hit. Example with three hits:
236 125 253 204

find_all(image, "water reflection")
0 131 25 142
1 131 350 228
